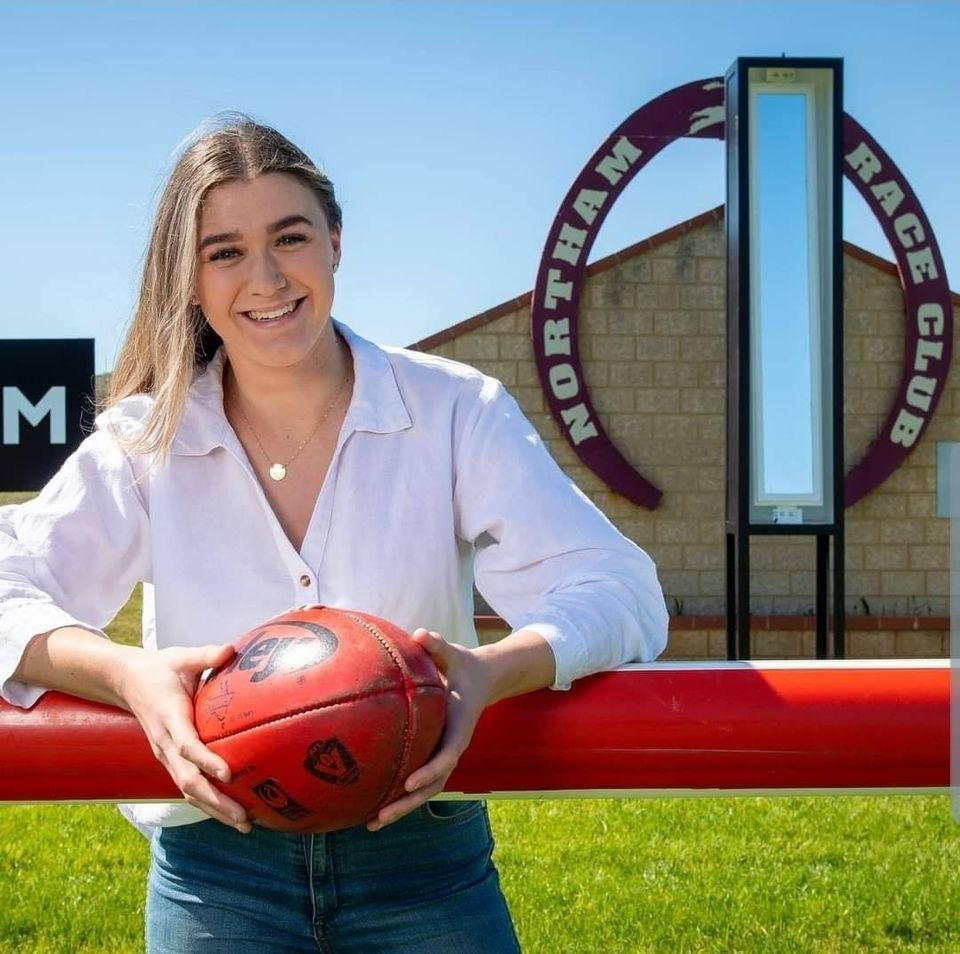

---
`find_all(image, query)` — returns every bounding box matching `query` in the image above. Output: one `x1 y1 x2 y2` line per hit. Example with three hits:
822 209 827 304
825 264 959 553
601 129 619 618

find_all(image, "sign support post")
725 58 845 659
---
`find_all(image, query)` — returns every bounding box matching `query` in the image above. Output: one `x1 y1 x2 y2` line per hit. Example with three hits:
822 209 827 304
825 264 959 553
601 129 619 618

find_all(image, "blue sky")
1 0 957 372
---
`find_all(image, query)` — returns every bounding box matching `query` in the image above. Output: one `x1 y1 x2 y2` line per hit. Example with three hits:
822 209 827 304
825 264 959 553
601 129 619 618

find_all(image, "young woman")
0 116 668 952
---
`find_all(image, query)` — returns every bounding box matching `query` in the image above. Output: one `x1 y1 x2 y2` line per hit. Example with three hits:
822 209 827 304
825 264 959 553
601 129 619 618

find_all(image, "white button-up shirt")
0 322 667 826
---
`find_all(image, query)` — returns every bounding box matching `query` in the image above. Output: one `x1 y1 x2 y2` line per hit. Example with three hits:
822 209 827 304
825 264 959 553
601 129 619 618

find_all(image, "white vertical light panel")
747 66 835 524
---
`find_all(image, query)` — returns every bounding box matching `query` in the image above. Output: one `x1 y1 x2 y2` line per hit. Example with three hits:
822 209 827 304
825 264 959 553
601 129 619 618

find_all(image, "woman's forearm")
13 626 252 829
473 628 557 705
12 626 141 710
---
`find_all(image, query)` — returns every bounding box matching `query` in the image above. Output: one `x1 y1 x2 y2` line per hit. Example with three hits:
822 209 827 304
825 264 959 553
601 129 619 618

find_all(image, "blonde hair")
107 113 342 458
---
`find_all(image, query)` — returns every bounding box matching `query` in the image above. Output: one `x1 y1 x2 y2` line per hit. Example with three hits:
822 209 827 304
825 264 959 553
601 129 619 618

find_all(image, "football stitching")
198 686 403 744
340 611 415 809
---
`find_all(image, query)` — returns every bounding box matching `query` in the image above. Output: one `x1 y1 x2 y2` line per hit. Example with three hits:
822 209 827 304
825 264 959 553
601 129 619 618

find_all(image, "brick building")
410 208 960 660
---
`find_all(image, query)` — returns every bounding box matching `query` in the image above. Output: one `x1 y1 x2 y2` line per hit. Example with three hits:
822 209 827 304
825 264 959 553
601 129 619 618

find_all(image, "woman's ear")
331 226 342 274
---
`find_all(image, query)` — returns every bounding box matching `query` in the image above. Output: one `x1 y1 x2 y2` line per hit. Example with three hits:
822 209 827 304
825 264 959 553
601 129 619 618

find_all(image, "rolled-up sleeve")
453 378 668 689
0 430 151 707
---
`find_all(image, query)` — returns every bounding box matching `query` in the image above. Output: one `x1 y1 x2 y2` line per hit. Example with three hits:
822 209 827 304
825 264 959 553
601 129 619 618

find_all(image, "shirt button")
299 574 312 587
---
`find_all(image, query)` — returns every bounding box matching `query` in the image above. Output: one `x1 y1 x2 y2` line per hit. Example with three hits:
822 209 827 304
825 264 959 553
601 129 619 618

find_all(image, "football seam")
340 611 415 807
199 686 406 744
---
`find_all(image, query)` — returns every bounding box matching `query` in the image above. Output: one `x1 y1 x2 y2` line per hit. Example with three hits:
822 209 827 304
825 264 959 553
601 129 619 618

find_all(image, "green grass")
3 492 959 951
0 804 149 954
0 797 957 953
492 796 960 953
104 586 142 647
0 492 35 506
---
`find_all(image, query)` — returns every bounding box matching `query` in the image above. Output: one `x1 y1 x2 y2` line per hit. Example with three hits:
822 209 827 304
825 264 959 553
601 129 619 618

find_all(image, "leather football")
194 605 447 833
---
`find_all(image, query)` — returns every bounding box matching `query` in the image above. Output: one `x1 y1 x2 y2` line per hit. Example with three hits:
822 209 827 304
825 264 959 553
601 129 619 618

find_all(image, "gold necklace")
232 343 352 482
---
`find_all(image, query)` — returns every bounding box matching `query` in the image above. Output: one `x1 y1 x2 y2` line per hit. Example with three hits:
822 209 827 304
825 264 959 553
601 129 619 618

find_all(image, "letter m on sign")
0 339 94 491
3 387 66 445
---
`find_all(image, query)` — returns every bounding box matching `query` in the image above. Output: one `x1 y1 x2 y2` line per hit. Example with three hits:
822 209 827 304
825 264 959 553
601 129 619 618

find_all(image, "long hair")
107 113 342 458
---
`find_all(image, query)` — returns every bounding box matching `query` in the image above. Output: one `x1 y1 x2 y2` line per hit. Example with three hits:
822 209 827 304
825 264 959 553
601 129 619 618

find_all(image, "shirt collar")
171 320 412 456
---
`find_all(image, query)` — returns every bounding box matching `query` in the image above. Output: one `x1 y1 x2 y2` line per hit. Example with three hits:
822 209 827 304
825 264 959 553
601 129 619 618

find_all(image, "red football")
193 605 447 833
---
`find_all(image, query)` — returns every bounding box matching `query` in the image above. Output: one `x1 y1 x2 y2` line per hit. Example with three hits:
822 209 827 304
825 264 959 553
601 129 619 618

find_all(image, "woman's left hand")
366 628 495 831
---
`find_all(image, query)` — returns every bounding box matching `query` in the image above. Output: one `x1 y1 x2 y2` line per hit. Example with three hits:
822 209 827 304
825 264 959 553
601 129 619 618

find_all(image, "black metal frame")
724 57 845 660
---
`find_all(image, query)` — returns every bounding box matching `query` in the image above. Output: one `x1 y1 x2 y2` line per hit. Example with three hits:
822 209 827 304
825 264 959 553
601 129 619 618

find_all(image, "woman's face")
194 172 341 374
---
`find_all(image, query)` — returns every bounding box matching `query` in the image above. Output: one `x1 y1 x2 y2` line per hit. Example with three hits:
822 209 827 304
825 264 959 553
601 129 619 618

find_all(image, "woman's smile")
242 296 306 324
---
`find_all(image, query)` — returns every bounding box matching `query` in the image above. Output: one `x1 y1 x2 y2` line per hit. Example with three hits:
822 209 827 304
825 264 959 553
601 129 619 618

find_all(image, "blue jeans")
146 801 521 953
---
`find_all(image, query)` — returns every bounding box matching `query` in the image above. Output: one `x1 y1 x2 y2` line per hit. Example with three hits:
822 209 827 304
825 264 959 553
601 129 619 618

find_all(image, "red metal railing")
0 661 949 801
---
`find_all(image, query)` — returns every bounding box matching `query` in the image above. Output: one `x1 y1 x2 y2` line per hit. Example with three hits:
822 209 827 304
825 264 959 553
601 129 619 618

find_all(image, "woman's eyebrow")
198 214 315 251
198 230 241 250
267 214 314 234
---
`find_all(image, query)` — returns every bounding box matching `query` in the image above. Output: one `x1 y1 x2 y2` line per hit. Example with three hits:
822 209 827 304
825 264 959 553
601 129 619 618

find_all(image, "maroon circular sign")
531 77 953 510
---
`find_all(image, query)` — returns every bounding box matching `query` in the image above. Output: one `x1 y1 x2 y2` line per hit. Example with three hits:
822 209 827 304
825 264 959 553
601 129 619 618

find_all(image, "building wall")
419 212 959 657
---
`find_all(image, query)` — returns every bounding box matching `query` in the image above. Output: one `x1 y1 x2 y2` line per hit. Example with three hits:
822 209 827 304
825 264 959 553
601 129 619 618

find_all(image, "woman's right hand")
117 643 253 833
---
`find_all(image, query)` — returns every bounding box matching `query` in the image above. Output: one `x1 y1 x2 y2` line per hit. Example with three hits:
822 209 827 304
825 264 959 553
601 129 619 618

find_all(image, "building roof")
408 205 959 351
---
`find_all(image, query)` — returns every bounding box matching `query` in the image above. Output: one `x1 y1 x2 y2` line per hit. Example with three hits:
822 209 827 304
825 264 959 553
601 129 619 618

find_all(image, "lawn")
0 796 957 953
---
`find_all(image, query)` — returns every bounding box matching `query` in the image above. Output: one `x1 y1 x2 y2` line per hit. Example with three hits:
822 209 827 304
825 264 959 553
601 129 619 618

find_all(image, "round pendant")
269 463 287 481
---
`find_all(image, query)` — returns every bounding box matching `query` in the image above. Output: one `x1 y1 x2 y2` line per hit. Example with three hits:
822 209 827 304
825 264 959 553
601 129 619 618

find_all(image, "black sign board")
0 339 95 492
